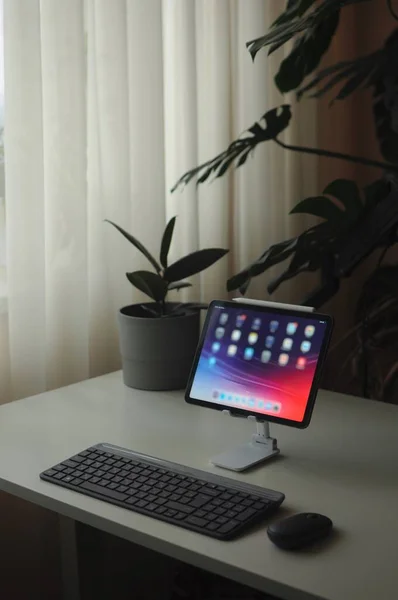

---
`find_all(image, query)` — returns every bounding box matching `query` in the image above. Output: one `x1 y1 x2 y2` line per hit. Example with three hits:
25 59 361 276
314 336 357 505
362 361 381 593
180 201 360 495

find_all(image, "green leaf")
106 220 161 274
165 248 229 283
171 106 291 191
364 178 391 209
227 238 298 292
271 0 316 28
275 11 339 93
160 216 176 269
263 105 292 139
290 196 345 223
323 179 363 221
126 270 168 302
167 281 192 291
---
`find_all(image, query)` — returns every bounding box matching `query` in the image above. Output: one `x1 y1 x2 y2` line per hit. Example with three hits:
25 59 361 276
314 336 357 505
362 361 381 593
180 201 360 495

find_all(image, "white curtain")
1 0 318 403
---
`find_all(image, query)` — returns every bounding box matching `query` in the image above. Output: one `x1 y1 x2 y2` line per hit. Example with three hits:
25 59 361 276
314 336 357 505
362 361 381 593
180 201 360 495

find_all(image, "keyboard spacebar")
81 482 128 502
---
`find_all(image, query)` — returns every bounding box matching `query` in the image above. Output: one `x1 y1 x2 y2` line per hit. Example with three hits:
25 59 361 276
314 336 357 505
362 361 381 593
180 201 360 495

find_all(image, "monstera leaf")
297 29 398 164
171 106 291 191
246 0 370 92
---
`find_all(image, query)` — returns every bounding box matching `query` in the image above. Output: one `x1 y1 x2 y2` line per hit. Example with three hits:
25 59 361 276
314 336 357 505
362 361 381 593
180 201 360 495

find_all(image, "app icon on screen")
296 357 307 370
212 390 219 398
286 322 298 336
261 350 271 363
273 404 281 413
220 393 225 400
278 353 289 366
219 312 228 325
212 342 221 353
300 341 311 353
227 344 238 357
244 347 254 360
215 327 225 339
248 398 255 407
269 320 279 333
236 314 247 328
231 329 242 342
305 325 315 338
282 338 293 351
265 335 275 349
252 318 262 331
209 357 217 366
248 332 258 345
258 400 264 409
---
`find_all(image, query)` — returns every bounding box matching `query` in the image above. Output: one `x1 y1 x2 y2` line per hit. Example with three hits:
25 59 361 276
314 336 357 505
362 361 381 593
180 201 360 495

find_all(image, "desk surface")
0 372 397 600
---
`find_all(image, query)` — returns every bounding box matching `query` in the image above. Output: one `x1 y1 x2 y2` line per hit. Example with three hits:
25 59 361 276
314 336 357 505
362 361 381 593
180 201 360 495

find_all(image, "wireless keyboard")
40 443 285 540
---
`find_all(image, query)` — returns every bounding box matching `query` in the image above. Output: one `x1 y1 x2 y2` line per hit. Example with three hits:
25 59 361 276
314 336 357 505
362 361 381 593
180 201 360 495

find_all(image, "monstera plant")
173 0 398 400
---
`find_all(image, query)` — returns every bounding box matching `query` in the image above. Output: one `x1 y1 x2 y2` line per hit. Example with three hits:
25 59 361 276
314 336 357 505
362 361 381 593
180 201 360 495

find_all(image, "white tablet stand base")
211 413 280 472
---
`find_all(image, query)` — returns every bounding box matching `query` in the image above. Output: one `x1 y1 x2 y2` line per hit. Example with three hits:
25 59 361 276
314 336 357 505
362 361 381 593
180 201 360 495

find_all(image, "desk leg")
59 515 80 600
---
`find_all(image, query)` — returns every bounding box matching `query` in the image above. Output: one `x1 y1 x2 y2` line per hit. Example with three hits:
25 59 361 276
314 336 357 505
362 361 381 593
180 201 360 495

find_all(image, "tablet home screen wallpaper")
190 304 328 422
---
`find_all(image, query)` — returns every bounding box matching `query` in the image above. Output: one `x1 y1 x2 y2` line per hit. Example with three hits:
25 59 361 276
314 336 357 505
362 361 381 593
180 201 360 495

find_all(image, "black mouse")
267 513 333 550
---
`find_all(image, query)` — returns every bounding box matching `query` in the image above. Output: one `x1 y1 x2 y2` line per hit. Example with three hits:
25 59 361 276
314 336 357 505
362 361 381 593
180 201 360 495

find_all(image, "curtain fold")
2 0 317 403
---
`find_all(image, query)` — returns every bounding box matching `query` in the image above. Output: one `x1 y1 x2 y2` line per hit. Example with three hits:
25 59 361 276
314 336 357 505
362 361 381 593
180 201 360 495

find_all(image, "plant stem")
274 138 398 173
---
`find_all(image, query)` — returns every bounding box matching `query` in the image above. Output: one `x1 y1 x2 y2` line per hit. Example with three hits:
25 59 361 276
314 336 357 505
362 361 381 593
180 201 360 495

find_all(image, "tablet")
185 299 333 429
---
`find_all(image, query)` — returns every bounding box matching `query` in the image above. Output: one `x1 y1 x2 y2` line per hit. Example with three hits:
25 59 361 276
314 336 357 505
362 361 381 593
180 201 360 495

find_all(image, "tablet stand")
211 412 280 472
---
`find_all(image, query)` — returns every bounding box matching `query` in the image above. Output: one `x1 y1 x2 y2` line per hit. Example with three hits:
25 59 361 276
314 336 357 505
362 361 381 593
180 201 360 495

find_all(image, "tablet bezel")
185 299 334 429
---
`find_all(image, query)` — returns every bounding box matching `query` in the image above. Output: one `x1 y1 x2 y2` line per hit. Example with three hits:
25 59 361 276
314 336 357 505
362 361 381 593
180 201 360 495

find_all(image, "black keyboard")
40 443 285 540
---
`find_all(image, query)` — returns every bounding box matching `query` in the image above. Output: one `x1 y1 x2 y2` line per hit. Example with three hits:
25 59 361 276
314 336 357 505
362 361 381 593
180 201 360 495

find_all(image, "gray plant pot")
117 303 201 391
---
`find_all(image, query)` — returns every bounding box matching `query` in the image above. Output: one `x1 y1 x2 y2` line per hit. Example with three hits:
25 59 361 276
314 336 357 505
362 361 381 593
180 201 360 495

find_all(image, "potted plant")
172 0 398 401
107 218 228 390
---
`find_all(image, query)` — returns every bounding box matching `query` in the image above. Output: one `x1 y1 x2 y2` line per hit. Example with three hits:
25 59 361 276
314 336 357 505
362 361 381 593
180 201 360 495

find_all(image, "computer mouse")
267 513 333 550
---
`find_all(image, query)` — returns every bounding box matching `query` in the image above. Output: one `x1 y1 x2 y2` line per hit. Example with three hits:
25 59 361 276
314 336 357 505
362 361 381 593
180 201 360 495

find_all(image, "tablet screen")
186 301 332 426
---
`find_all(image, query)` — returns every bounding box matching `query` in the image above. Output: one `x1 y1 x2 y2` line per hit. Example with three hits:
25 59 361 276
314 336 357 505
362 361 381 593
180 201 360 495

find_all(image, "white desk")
0 371 397 600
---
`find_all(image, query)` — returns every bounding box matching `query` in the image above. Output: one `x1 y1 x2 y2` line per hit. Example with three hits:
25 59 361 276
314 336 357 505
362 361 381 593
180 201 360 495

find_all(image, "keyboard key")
116 485 128 493
136 500 148 509
165 501 194 515
98 479 110 487
215 516 228 525
218 520 239 535
53 465 66 472
62 460 78 468
154 497 167 506
242 499 253 507
226 510 238 519
220 493 232 501
90 476 101 484
54 472 65 480
164 509 177 518
202 487 220 498
43 469 57 477
71 477 83 486
254 501 269 510
237 508 257 522
108 482 118 490
189 494 210 508
186 516 208 528
81 482 128 502
206 522 220 531
214 507 224 515
155 505 167 514
126 496 138 505
63 475 74 483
